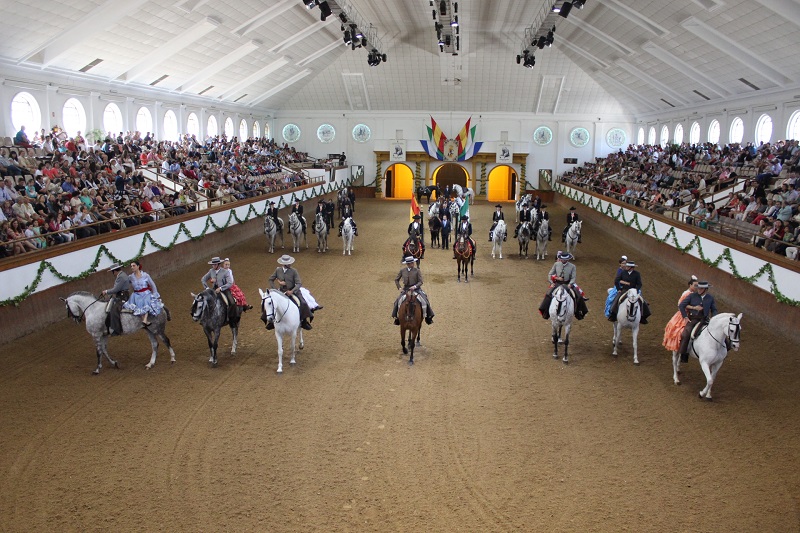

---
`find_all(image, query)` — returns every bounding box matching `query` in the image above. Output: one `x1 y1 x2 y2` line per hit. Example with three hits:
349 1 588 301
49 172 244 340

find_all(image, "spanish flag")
410 195 421 222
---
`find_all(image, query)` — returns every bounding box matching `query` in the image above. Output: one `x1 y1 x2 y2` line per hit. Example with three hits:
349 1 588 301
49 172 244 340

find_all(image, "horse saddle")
690 319 709 339
398 290 427 309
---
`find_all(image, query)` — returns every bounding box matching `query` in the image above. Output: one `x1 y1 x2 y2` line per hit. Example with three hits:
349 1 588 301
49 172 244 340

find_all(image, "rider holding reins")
392 256 434 325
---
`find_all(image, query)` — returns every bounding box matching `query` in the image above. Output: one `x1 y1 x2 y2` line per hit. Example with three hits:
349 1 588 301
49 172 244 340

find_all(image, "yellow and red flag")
410 195 421 222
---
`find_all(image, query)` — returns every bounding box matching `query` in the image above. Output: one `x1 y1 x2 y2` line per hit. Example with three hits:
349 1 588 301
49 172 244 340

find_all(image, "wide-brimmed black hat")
495 204 502 208
697 281 711 289
569 206 576 211
412 214 421 219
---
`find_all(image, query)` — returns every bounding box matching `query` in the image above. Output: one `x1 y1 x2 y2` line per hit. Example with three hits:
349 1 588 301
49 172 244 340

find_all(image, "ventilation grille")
150 74 169 86
79 58 103 72
693 90 711 101
234 94 248 103
739 78 760 90
198 85 214 96
660 98 675 108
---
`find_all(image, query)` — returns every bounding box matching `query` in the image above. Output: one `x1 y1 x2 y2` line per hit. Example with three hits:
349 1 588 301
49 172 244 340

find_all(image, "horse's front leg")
100 335 120 370
408 330 415 365
230 324 238 355
159 332 177 364
93 339 104 375
289 330 297 365
672 350 681 385
275 331 284 373
562 326 570 364
698 359 714 400
611 323 619 356
552 328 560 359
145 331 159 369
631 326 639 365
400 327 408 354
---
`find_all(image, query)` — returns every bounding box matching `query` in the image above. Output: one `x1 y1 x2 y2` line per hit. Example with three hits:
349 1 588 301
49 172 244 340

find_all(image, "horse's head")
259 288 275 325
61 295 83 323
190 290 212 322
727 313 743 351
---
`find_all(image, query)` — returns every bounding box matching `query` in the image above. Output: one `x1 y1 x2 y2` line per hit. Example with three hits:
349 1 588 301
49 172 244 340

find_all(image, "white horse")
672 313 742 400
288 212 306 253
611 288 642 365
264 216 284 254
549 285 574 364
448 200 460 223
341 217 355 255
428 202 439 219
314 212 328 253
517 221 532 258
565 220 581 258
259 288 304 374
491 219 506 259
62 292 176 374
515 194 532 222
535 219 549 260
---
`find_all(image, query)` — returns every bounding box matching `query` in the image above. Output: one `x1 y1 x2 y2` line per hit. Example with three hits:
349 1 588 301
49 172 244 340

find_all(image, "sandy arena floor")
1 198 798 532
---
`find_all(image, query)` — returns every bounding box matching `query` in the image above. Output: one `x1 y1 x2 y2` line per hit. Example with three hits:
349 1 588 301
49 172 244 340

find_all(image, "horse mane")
69 291 94 298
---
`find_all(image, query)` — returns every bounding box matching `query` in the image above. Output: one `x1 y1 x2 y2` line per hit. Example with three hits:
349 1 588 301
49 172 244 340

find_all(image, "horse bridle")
625 292 639 321
262 291 291 325
553 286 569 320
65 296 103 323
708 317 741 349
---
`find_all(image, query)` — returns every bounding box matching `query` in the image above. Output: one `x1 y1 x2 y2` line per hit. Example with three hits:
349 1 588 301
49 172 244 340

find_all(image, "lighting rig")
304 0 388 66
516 0 587 68
430 0 459 55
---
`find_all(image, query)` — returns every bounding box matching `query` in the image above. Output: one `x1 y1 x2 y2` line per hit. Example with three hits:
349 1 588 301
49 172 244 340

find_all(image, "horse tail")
164 306 172 321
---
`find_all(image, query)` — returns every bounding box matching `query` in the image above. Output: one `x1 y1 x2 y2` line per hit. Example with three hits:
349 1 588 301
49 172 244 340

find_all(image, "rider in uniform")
338 200 358 237
514 202 532 239
453 214 475 258
312 199 325 234
102 263 131 336
608 260 652 324
489 204 506 242
677 281 717 362
392 256 435 325
268 255 313 331
407 214 425 259
538 252 589 319
291 199 307 236
562 206 582 243
201 256 236 322
266 200 282 232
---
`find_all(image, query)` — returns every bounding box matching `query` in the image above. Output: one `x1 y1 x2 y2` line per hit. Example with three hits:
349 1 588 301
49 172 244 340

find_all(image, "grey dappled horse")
191 289 242 367
315 212 329 253
264 216 284 254
62 291 175 374
288 212 306 253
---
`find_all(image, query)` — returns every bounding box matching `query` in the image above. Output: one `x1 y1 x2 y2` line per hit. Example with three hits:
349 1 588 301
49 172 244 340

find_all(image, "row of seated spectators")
0 130 314 259
559 141 800 260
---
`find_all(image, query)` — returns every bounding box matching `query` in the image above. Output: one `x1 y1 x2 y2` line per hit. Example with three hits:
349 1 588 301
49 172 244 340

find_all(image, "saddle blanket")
399 291 428 309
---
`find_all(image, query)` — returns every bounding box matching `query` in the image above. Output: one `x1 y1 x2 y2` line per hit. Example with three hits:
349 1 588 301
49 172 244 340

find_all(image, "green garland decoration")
1 178 354 308
553 181 800 306
375 159 382 195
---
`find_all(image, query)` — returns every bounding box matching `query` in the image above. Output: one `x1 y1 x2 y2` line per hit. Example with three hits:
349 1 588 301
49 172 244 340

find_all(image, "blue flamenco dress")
123 272 164 317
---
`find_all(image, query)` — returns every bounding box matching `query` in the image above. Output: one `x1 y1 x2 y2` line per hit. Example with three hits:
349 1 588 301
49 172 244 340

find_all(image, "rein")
264 291 291 324
68 295 103 323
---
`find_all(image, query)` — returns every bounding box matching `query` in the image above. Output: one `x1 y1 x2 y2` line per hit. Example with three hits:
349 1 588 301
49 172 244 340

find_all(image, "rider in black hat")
453 214 475 258
677 281 717 362
291 199 307 235
266 200 282 231
562 206 582 243
489 204 506 242
407 214 425 259
514 202 532 239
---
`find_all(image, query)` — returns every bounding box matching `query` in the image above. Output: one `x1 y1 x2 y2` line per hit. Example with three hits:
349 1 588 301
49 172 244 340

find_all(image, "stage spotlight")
445 35 451 46
432 9 437 19
439 0 447 16
516 54 521 64
382 53 387 62
343 30 352 45
339 12 347 23
318 1 332 20
361 37 367 47
559 1 573 18
453 2 458 13
451 15 458 27
573 0 586 8
546 30 554 46
303 0 315 8
537 36 546 49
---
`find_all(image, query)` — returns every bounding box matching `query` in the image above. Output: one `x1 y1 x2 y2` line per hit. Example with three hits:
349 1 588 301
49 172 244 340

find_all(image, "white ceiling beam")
232 0 298 37
680 17 793 86
269 19 335 54
177 41 261 93
615 59 690 105
560 17 632 56
593 70 661 112
23 0 149 66
249 70 312 106
555 39 608 69
641 41 731 98
598 0 668 37
116 17 220 83
296 40 344 67
751 0 800 29
218 57 291 101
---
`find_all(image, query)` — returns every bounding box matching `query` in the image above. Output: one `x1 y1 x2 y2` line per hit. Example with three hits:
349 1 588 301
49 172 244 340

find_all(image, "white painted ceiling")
2 0 799 115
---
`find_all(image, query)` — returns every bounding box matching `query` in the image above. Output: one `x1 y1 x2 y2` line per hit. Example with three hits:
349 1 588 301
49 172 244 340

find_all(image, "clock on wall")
282 123 301 143
352 123 371 143
569 127 590 147
606 128 627 149
317 124 335 143
533 126 553 146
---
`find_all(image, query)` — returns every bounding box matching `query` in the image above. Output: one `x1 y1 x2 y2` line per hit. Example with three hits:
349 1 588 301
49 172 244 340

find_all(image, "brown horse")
398 290 423 365
454 234 475 282
402 234 424 265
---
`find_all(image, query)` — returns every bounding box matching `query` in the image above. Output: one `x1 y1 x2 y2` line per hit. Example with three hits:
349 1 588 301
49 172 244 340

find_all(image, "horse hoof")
562 358 569 365
552 354 558 359
277 368 283 374
92 369 100 375
675 380 681 385
113 361 120 369
145 363 153 370
408 360 414 366
634 361 640 366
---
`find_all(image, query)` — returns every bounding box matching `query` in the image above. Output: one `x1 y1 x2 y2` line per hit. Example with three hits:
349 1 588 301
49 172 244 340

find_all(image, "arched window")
674 123 684 145
136 107 153 135
11 91 42 133
648 126 656 145
253 121 260 139
224 117 234 138
163 110 179 142
729 116 744 144
637 127 644 145
263 123 271 140
207 115 218 138
239 119 248 140
660 125 669 147
103 103 123 135
62 98 87 138
690 122 700 145
187 112 200 138
708 120 720 144
755 114 773 145
788 110 800 140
